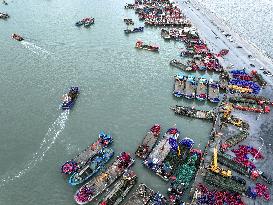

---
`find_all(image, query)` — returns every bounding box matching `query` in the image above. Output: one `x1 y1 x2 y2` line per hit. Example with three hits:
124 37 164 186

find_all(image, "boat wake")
21 41 51 58
0 110 69 187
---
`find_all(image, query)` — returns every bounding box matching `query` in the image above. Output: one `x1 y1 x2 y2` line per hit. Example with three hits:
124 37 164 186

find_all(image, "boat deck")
208 81 220 102
124 184 155 205
173 75 186 97
136 131 159 159
184 76 196 99
171 105 215 120
98 170 137 205
196 77 207 100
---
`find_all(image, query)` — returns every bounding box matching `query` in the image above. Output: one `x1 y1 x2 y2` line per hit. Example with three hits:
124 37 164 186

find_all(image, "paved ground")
176 1 273 204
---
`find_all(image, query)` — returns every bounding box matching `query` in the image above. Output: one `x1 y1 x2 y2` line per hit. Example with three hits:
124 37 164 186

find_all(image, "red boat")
135 40 159 52
11 33 24 41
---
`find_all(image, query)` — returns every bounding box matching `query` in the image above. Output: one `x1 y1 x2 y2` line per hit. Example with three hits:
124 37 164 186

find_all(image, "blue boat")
208 79 220 103
61 87 79 109
68 147 114 185
184 75 196 99
124 26 144 34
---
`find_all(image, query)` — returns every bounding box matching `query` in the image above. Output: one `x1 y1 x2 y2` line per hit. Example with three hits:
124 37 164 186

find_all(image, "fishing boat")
196 76 208 101
135 40 159 52
124 26 144 34
208 79 220 103
61 87 79 109
173 73 186 97
61 131 112 175
124 18 134 25
184 74 196 99
161 29 171 40
98 170 137 205
124 184 155 205
135 124 161 159
0 12 9 19
147 192 168 205
144 127 179 173
11 33 24 41
68 148 114 186
170 105 216 121
74 152 134 204
84 18 95 27
170 59 192 71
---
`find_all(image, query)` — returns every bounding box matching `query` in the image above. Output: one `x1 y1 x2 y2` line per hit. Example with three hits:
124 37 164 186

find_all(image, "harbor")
1 0 273 204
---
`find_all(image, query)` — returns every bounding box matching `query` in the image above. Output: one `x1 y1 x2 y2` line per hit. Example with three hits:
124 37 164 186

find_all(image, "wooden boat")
61 87 79 109
161 29 171 40
184 74 196 99
124 184 155 205
196 76 208 101
135 40 159 52
74 152 134 204
170 59 193 71
144 128 179 173
98 170 137 205
171 105 216 121
11 33 24 41
68 148 114 186
208 79 220 103
173 73 186 97
135 124 161 159
124 27 144 34
61 131 113 175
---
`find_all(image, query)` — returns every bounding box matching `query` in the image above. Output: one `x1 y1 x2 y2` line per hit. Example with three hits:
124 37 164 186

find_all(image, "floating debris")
98 170 137 205
61 132 113 175
135 124 161 159
74 152 134 204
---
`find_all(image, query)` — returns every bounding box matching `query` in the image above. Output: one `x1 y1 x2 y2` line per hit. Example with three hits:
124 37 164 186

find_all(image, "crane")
208 145 232 177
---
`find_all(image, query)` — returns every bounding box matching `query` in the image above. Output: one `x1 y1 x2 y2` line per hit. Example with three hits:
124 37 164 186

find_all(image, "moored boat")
11 33 24 41
135 40 159 52
144 127 180 173
61 131 113 175
124 184 155 205
124 26 144 34
135 124 161 159
208 79 220 103
68 148 114 186
173 73 186 97
161 28 171 40
170 59 192 71
184 74 196 99
98 170 137 205
61 87 79 109
196 76 208 101
74 152 134 204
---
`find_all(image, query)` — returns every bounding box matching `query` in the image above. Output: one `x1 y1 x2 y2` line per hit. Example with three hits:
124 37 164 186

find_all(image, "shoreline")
190 0 273 67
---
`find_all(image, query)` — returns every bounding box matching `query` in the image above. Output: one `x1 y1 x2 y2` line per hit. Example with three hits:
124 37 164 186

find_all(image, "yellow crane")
208 145 232 177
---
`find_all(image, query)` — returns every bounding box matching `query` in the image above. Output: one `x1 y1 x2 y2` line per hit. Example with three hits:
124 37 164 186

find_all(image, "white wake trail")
0 110 69 187
21 41 51 58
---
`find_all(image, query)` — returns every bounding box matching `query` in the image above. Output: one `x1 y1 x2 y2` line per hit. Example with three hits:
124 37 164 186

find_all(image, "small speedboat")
11 33 24 41
61 87 79 109
68 148 114 186
0 12 9 19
